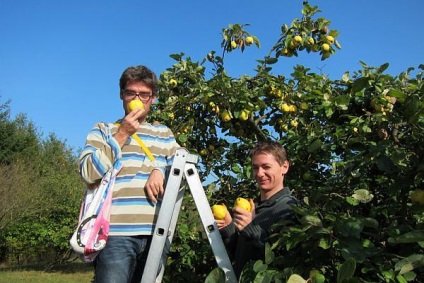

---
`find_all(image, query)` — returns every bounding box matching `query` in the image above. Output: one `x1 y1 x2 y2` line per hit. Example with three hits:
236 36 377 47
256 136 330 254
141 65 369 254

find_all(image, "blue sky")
1 0 423 153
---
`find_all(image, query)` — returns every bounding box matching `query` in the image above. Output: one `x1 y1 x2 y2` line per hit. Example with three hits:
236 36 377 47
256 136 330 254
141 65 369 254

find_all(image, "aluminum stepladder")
141 148 237 283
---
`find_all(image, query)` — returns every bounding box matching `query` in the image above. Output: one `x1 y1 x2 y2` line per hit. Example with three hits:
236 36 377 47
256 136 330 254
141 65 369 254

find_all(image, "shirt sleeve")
79 122 122 184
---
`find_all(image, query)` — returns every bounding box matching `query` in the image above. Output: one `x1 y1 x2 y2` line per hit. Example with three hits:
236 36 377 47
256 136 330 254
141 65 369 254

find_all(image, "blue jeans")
94 235 152 283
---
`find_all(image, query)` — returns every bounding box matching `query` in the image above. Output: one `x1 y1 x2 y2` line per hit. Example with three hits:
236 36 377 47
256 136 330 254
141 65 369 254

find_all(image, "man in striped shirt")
79 65 180 283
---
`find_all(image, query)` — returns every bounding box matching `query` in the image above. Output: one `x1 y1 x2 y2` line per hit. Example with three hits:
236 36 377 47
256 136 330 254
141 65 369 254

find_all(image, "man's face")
120 81 156 116
252 152 289 193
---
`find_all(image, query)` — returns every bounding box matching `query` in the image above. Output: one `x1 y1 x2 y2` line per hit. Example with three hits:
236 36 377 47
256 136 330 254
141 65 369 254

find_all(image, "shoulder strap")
114 122 155 162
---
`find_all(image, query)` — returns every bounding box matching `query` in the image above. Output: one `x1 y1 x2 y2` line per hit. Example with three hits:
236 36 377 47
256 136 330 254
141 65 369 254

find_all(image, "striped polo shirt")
79 121 180 236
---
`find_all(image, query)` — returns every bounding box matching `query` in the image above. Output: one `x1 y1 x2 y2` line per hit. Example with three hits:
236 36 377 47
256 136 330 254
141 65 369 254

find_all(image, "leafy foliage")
146 3 424 282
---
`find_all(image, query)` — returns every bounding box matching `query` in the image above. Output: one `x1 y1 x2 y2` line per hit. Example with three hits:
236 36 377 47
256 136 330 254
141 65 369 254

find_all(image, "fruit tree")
148 2 423 282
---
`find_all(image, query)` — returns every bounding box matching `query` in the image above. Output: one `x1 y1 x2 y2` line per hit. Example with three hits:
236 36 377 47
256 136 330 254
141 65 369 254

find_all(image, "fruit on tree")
290 120 299 127
169 79 178 87
280 103 291 113
326 35 335 44
234 197 251 212
308 37 315 45
411 189 424 205
321 43 330 52
294 35 302 43
289 105 298 113
231 41 237 49
128 100 145 112
211 204 227 220
245 36 254 46
239 110 249 121
220 110 232 122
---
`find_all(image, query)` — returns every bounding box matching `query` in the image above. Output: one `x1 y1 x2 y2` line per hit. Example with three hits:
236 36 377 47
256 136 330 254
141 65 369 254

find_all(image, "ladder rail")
140 148 237 283
141 149 189 283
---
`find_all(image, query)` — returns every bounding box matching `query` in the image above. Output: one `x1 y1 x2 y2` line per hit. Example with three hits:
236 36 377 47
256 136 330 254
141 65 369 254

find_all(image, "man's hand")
215 206 233 229
145 169 165 204
114 108 145 147
233 199 255 231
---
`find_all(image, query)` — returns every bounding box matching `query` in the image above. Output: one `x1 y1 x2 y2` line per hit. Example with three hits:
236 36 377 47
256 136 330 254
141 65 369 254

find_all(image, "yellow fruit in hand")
245 36 254 46
128 100 145 111
321 43 330 52
212 204 227 220
234 197 251 212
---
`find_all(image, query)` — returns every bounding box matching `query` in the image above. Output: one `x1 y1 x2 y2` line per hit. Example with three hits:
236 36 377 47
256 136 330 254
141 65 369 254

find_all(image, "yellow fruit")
168 113 175 120
239 110 249 121
326 35 335 44
384 96 397 105
212 204 227 220
308 37 315 45
221 110 232 122
280 103 291 113
289 105 297 113
231 41 237 49
245 36 254 46
290 120 299 128
289 40 298 49
200 149 208 156
321 43 330 52
294 35 302 43
234 197 251 212
128 100 145 111
169 79 178 87
411 189 424 205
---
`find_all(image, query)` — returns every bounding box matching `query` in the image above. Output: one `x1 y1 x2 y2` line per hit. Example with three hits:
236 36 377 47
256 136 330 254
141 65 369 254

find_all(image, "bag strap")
114 122 155 162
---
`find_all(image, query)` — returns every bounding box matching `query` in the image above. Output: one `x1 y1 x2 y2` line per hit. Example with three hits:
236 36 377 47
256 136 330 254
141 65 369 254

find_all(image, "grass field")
0 262 94 283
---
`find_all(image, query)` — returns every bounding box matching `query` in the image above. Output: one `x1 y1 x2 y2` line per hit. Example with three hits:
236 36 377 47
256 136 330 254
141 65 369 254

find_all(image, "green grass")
0 262 94 283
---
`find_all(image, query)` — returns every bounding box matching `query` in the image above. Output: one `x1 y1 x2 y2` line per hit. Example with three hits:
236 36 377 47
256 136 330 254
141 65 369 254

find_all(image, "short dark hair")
250 140 288 165
119 65 158 96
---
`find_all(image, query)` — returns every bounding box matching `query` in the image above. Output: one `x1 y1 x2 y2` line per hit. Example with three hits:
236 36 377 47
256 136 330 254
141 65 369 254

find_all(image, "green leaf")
307 139 323 153
334 95 350 110
318 237 330 249
394 254 424 275
351 189 374 203
264 243 275 265
300 215 322 227
205 267 226 283
388 230 424 244
351 77 368 93
337 258 356 283
265 57 278 64
253 260 268 273
287 274 307 283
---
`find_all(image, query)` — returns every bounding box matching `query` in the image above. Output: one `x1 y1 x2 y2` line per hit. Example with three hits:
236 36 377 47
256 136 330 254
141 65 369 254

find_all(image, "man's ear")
281 160 289 175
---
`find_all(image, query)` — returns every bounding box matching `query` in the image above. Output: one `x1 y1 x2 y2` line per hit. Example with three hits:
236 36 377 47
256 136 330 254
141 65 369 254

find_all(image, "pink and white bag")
69 161 122 263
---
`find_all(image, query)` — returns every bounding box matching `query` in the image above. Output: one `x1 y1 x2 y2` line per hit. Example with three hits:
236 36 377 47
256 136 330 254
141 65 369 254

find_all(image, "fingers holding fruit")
233 197 254 231
212 204 232 229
